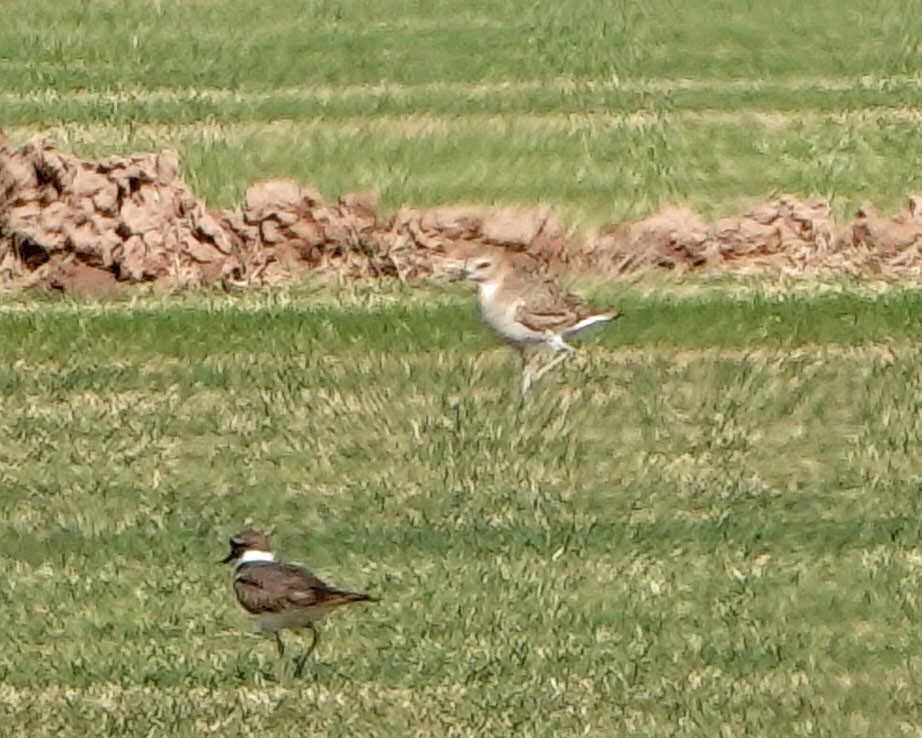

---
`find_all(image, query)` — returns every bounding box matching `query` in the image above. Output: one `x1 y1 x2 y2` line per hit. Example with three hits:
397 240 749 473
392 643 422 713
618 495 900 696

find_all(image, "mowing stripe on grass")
5 73 922 105
9 108 922 139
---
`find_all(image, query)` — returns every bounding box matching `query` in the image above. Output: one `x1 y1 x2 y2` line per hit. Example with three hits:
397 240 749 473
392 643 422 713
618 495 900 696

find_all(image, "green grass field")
6 1 922 735
3 282 922 736
4 0 922 225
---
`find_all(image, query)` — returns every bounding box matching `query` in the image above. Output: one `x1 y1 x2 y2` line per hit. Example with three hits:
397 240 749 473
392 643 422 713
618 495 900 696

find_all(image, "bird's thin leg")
521 367 535 396
526 333 576 387
293 624 320 679
548 333 577 354
531 350 572 387
306 623 320 657
275 632 285 658
519 349 533 396
522 348 540 397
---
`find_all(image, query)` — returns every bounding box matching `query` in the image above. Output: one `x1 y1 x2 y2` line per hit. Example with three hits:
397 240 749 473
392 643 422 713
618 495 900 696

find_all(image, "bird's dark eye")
475 261 490 269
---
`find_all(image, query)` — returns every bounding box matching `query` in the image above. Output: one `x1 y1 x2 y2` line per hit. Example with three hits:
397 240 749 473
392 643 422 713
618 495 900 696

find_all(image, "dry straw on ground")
3 133 922 293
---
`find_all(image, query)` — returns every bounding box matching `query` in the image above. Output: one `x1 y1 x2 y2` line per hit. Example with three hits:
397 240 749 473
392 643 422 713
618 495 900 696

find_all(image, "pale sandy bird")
222 529 377 670
452 250 618 393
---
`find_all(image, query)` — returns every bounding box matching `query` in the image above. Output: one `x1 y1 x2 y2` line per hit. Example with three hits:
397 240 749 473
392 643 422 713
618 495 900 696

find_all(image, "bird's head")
221 529 273 564
448 252 506 284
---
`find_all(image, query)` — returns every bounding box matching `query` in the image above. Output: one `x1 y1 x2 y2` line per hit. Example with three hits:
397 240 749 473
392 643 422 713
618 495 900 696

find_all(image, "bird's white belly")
480 294 546 347
250 608 325 633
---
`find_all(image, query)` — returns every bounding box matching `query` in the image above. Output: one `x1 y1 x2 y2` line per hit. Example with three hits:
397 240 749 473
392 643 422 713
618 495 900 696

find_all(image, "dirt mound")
588 196 922 277
4 134 922 293
0 135 237 290
589 206 711 273
0 135 578 292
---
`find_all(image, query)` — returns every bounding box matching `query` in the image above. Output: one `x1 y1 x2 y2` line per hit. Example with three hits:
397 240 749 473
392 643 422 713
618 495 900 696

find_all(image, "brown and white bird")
222 529 377 664
452 250 618 393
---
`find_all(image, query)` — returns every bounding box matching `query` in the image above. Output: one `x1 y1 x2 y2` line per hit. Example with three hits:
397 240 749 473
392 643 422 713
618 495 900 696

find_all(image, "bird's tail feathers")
324 590 379 607
562 311 620 338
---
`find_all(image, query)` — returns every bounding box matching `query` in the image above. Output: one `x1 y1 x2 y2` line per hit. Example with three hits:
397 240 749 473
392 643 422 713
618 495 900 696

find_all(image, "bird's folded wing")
514 279 587 332
279 563 335 606
234 577 295 614
234 564 327 612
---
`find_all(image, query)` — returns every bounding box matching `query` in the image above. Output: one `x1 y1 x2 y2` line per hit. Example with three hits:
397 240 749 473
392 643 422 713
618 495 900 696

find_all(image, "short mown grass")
5 1 922 734
2 281 922 736
4 0 922 224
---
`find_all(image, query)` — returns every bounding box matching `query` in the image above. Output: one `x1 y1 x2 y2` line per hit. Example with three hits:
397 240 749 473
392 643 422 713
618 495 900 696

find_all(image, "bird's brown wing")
234 562 375 615
277 562 374 608
514 278 592 333
233 562 333 614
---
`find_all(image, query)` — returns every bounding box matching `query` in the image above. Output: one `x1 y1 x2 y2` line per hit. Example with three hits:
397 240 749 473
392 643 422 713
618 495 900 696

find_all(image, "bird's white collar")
237 549 276 565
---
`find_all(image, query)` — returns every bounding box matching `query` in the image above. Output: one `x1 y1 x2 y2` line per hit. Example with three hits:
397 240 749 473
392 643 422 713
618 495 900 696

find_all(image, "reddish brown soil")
3 134 922 294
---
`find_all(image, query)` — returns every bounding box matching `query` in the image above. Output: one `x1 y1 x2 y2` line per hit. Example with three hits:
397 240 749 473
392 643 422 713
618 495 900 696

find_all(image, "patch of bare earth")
3 134 922 294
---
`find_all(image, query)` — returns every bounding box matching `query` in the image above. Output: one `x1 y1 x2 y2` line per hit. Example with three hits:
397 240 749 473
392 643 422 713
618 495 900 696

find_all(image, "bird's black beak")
220 550 236 564
448 268 468 283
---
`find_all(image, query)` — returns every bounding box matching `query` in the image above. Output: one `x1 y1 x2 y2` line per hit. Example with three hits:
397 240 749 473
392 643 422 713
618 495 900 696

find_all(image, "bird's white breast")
477 284 545 346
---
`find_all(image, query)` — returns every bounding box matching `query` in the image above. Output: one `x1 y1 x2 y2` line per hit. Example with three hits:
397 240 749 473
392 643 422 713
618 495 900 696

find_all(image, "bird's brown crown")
222 529 271 563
